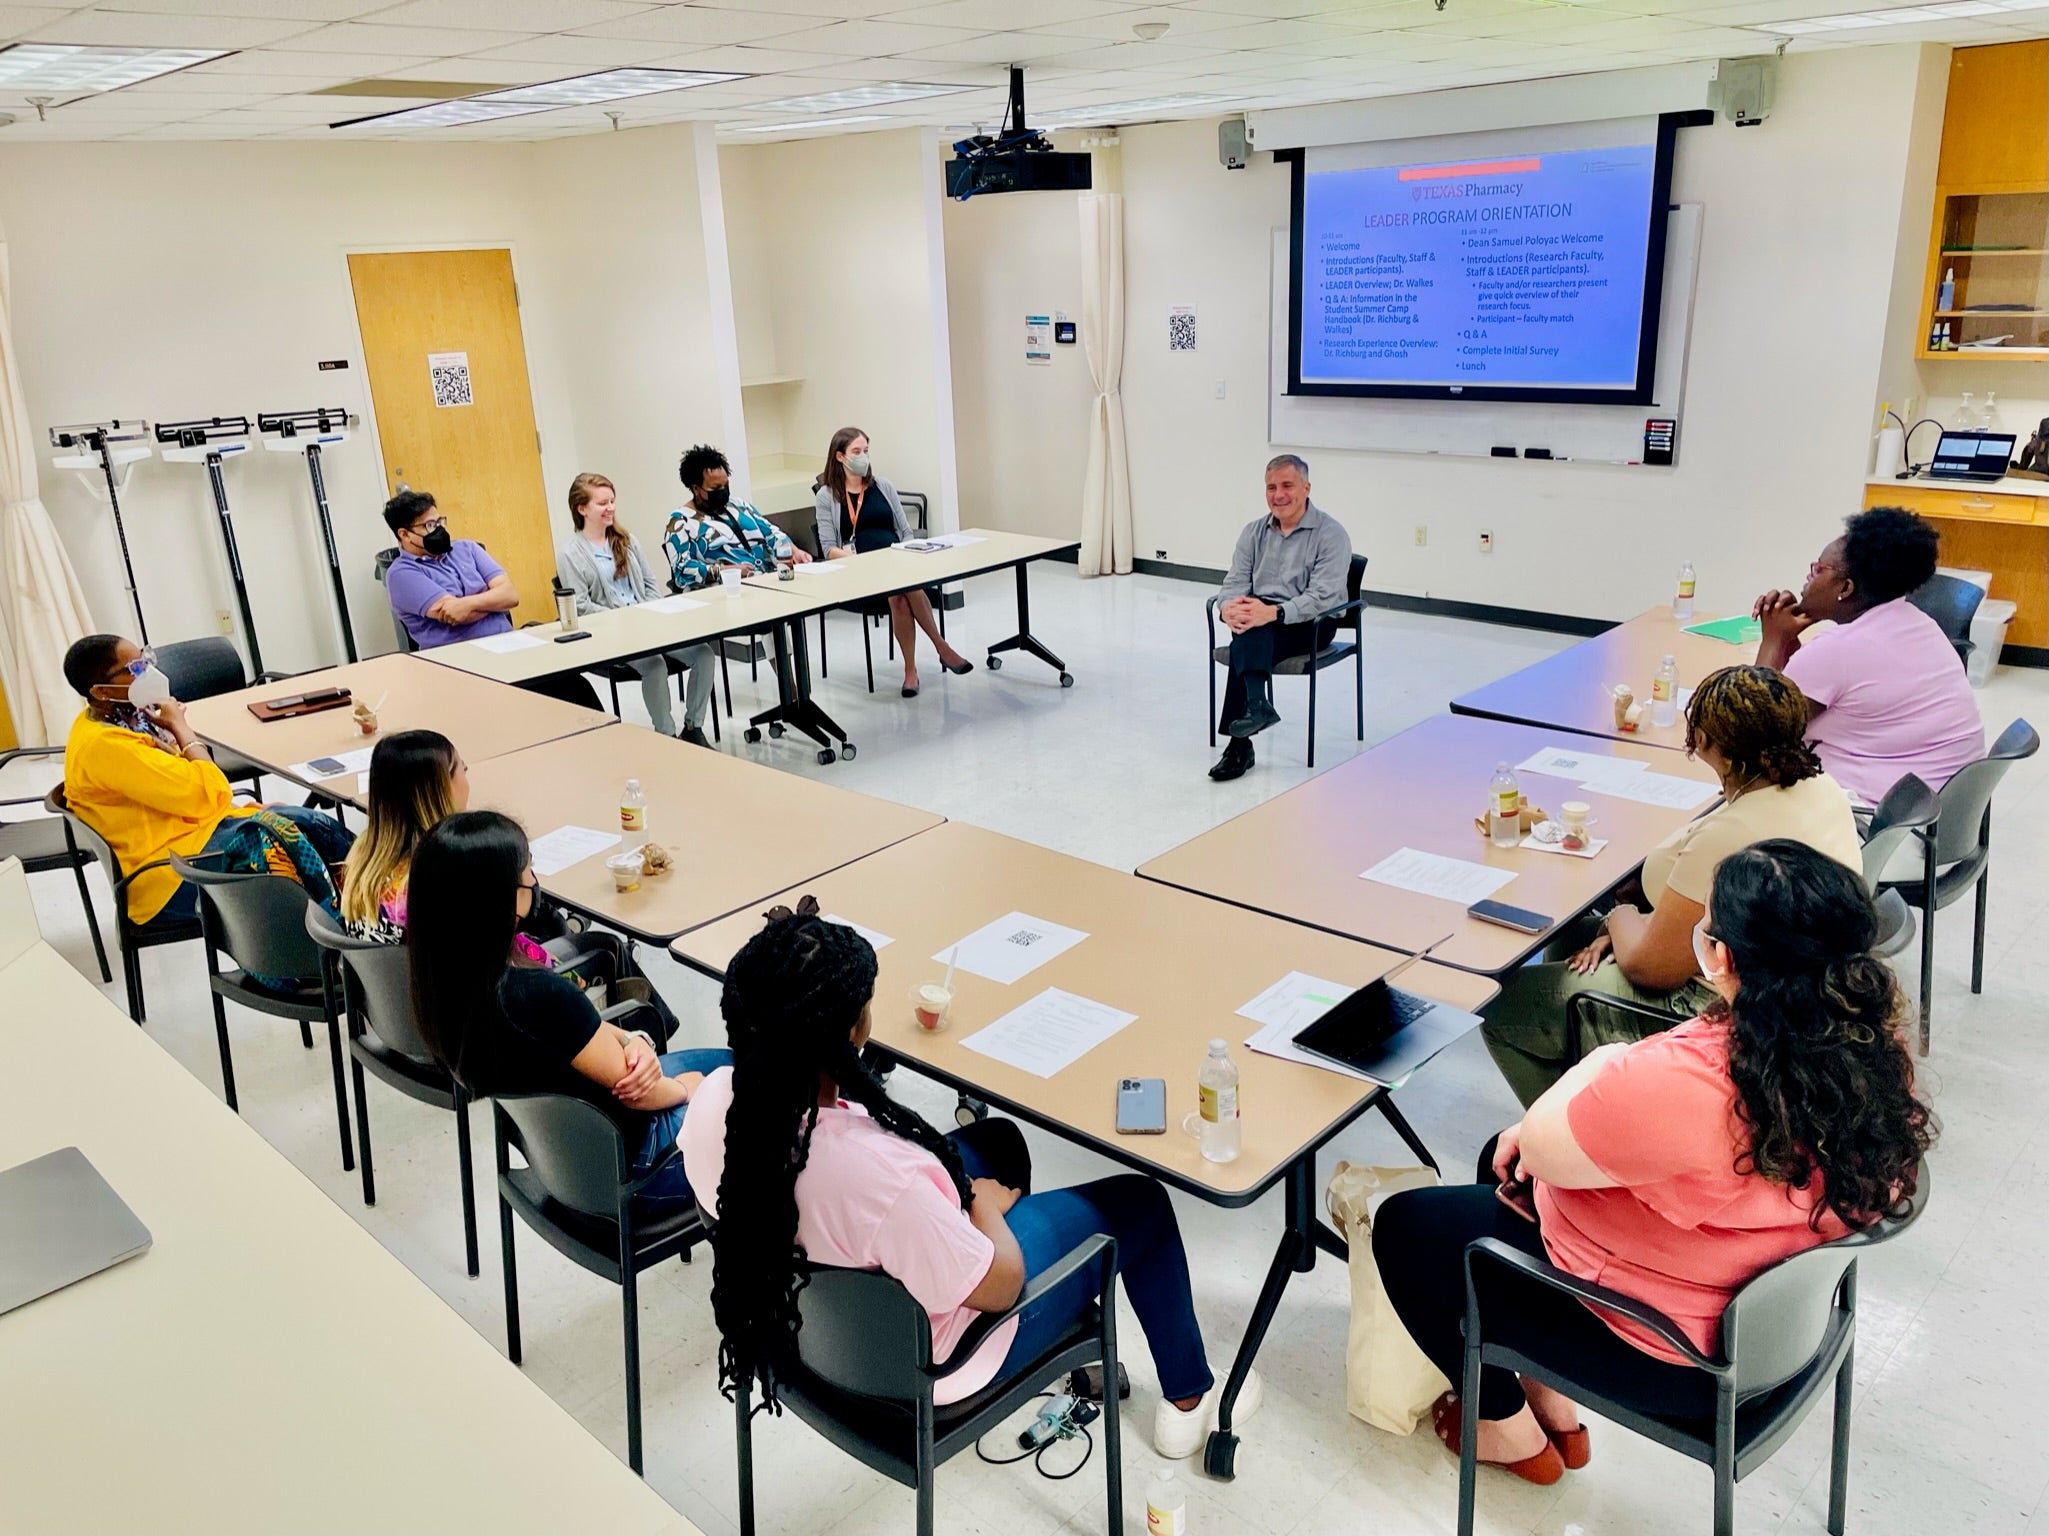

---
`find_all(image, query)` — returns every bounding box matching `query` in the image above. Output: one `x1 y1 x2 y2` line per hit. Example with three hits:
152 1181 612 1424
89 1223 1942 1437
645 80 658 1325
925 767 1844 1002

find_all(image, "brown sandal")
1430 1393 1566 1486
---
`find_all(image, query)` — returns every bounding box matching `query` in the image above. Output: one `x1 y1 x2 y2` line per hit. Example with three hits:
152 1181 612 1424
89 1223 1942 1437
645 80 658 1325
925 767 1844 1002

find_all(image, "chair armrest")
929 1233 1116 1381
1314 595 1368 625
1463 1237 1722 1373
253 670 298 684
551 945 617 984
106 855 179 895
0 746 64 769
598 996 660 1030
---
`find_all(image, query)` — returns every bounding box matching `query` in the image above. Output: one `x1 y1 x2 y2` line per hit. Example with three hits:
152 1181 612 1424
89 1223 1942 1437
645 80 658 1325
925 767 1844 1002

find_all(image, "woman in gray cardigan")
557 473 717 744
813 426 973 698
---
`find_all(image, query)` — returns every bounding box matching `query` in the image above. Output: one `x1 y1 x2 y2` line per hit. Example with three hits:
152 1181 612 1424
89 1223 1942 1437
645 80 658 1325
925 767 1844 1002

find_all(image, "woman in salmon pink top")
1377 840 1932 1486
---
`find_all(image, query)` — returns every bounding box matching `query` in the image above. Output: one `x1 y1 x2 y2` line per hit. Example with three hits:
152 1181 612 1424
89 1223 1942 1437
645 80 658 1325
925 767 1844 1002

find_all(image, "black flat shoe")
1208 742 1255 781
943 658 974 675
902 684 920 698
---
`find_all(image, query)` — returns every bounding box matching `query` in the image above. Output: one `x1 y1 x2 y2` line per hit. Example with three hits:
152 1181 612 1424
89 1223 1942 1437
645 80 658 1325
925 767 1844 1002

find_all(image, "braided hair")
710 901 972 1416
1684 664 1824 790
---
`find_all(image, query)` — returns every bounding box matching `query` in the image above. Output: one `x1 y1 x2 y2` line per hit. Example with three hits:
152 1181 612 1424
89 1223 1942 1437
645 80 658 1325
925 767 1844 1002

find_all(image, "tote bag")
1326 1161 1449 1434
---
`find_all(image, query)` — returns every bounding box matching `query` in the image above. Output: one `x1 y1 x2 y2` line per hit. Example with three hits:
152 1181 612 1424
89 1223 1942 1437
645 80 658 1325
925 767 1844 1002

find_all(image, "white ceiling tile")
1169 0 1336 16
461 34 685 65
1033 37 1235 65
1024 5 1264 36
895 31 1087 60
0 8 77 42
364 0 662 29
184 48 428 76
267 22 530 54
1174 14 1360 44
639 41 852 70
368 57 565 82
688 0 910 14
24 12 323 46
569 6 834 43
880 0 1139 25
760 18 989 53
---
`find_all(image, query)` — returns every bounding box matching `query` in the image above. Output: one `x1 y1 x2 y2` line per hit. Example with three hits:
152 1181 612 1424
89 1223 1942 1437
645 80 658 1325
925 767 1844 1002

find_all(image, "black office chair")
1879 718 2039 1053
304 904 484 1276
1906 573 1985 668
1206 553 1369 768
1858 773 1938 964
46 785 201 1022
155 636 273 792
169 851 355 1172
1456 1164 1929 1536
1 747 109 981
494 1078 705 1476
374 547 418 654
730 1234 1122 1536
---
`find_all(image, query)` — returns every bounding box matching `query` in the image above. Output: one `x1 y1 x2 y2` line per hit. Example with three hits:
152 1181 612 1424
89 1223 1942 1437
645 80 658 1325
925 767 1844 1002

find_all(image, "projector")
946 65 1092 201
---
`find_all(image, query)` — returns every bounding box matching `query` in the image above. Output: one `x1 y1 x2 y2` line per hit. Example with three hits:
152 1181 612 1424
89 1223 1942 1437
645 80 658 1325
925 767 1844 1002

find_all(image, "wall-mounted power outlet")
1478 530 1494 553
1413 525 1427 547
1155 549 1167 561
216 609 235 635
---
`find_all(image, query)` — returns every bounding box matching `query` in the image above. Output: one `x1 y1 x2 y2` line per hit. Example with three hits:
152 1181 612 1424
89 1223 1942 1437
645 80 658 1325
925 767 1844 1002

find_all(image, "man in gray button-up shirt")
1209 454 1353 781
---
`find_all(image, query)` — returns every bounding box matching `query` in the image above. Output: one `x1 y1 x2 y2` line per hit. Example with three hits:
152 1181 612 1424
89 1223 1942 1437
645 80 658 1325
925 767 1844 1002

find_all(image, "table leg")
984 562 1072 687
746 617 855 763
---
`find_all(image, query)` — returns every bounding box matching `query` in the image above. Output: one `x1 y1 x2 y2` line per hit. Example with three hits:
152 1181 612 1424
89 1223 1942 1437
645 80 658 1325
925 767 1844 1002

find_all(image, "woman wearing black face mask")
408 811 729 1218
664 444 811 586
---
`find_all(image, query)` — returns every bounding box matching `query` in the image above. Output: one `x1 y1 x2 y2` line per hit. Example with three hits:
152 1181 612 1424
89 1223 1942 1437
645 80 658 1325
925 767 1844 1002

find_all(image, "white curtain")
1078 193 1133 577
0 243 96 746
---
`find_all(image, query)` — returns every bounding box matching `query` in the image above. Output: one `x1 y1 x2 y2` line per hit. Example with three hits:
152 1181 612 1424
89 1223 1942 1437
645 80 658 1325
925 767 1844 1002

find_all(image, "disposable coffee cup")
1560 800 1592 850
912 982 953 1032
606 852 644 893
1611 684 1634 730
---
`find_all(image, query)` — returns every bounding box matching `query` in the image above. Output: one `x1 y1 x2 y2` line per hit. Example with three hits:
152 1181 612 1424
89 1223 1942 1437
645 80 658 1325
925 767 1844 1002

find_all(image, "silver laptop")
0 1146 152 1317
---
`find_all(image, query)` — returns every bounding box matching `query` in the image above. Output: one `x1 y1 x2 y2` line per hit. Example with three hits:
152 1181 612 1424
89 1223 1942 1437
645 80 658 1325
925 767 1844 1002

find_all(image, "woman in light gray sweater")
556 473 717 744
812 426 972 698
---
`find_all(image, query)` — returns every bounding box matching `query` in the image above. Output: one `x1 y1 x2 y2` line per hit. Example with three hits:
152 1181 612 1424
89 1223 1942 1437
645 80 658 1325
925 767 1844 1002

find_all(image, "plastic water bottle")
1198 1039 1241 1164
1489 761 1521 848
1147 1469 1187 1535
1673 560 1696 621
619 778 647 843
1651 655 1679 729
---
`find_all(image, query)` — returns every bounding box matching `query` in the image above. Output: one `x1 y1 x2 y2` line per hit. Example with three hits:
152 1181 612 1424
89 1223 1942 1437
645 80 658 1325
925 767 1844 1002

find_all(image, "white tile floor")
9 562 2048 1536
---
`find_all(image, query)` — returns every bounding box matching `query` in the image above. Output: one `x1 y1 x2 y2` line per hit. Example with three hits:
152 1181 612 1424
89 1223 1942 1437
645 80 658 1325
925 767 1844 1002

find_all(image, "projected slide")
1297 144 1659 391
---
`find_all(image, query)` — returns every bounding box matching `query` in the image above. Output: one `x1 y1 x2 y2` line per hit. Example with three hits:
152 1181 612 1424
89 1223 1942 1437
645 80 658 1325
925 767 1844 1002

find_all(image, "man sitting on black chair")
1209 454 1353 782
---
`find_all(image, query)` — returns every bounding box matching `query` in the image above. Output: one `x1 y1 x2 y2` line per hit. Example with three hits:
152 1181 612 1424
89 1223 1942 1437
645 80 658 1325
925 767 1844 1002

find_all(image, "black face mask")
515 889 561 939
703 485 731 513
420 526 453 557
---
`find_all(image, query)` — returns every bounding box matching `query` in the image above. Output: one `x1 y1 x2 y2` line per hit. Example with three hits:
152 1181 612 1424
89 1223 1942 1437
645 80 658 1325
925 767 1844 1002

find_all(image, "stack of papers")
1683 616 1762 645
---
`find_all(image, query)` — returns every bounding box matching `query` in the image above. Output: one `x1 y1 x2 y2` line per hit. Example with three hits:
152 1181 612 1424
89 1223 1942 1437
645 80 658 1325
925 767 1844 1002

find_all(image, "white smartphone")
1114 1077 1167 1135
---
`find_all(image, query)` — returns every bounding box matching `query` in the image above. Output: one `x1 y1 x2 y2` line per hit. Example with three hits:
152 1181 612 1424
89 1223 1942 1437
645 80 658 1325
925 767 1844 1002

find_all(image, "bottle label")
1493 787 1519 818
1651 676 1673 704
1677 578 1695 599
1201 1083 1238 1122
1147 1501 1185 1535
621 805 646 832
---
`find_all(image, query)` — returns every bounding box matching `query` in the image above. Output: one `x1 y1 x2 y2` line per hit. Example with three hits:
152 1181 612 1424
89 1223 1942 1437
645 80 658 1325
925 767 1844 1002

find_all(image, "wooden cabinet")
1938 41 2048 187
1866 481 2049 649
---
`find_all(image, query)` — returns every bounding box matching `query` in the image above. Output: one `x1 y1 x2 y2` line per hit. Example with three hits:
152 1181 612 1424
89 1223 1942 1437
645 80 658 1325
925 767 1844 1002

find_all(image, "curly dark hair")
1840 505 1940 605
709 906 971 1416
1684 665 1823 789
1707 839 1934 1232
62 632 127 697
381 488 437 535
678 444 729 491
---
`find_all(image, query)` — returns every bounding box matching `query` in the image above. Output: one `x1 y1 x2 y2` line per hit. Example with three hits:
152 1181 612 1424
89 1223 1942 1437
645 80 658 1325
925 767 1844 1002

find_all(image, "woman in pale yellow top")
1481 665 1863 1106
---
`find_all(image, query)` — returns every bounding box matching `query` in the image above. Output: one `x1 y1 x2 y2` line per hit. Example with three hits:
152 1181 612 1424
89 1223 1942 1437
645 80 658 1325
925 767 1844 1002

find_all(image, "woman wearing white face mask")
812 425 974 698
60 633 353 928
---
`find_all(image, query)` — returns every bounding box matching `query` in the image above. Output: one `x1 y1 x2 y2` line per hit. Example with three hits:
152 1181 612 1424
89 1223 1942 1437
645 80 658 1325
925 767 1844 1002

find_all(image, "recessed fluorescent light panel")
719 114 894 135
746 82 969 115
1035 93 1225 125
1763 0 2044 28
0 43 232 94
335 66 742 131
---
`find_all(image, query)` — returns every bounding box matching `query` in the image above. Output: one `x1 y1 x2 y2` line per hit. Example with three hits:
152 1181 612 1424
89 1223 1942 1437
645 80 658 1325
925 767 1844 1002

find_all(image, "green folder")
1683 616 1762 645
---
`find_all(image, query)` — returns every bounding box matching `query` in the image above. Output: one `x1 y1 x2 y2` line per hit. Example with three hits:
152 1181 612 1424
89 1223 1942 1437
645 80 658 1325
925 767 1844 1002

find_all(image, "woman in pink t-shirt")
1377 840 1932 1487
684 903 1257 1464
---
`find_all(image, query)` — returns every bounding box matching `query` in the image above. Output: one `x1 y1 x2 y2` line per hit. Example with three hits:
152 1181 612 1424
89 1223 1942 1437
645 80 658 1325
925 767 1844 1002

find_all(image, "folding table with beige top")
183 651 610 808
465 723 942 945
672 820 1497 1480
1139 711 1724 976
1450 606 1761 752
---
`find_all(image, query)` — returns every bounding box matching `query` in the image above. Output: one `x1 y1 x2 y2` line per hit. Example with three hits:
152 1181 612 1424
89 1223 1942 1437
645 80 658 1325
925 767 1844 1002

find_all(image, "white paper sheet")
959 988 1137 1079
472 629 551 654
929 533 986 548
1590 771 1718 810
355 772 371 795
288 745 376 783
527 824 623 876
643 593 705 614
935 912 1089 985
1359 848 1517 905
792 560 847 575
1518 833 1610 860
1243 1014 1381 1086
823 914 893 951
1513 746 1646 788
1236 971 1352 1034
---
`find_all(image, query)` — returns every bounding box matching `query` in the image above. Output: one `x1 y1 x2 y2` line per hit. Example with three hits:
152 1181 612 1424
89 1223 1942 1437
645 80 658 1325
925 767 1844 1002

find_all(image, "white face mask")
1692 920 1727 984
127 662 174 711
843 451 870 478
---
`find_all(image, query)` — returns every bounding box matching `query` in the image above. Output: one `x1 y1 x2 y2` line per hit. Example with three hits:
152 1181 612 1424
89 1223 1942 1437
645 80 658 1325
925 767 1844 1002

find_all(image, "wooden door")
349 249 554 626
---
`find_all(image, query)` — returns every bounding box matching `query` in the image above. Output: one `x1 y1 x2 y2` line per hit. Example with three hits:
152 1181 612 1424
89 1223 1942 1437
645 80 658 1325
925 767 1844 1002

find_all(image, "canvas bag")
1326 1161 1449 1433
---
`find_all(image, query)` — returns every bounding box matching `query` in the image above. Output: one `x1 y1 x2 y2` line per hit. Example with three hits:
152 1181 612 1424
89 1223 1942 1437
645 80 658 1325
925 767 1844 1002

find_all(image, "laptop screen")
1929 431 2016 478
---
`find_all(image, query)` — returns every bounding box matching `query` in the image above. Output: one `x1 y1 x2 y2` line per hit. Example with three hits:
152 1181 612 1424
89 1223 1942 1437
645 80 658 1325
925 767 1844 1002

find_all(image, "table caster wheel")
1203 1429 1238 1480
986 655 1002 671
955 1096 988 1126
743 727 762 745
768 722 785 740
817 748 836 765
840 742 858 760
1059 672 1074 688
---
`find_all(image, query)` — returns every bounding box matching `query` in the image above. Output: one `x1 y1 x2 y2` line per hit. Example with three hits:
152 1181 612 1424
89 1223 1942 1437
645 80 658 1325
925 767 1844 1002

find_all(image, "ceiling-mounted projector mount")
945 66 1091 201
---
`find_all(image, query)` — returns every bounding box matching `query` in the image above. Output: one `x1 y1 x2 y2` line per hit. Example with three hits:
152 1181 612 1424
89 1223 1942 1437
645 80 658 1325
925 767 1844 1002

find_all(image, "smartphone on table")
1114 1077 1167 1135
1469 899 1552 935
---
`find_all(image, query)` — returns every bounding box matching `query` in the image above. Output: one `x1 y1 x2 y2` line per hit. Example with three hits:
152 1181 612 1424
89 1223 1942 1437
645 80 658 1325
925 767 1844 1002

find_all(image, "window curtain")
1078 192 1132 577
0 242 96 745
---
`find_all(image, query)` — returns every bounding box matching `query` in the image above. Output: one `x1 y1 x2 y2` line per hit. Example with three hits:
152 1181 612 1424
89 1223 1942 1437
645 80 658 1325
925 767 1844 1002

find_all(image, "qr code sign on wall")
1168 306 1196 353
427 351 473 409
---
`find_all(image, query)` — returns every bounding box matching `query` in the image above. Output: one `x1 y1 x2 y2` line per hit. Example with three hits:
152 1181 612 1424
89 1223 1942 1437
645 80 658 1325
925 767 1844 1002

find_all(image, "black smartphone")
307 756 348 776
1469 899 1552 935
265 688 347 711
552 630 591 644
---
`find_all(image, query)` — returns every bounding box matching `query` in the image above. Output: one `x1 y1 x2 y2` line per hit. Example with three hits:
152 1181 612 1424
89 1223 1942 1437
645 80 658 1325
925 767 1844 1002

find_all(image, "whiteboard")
1268 203 1702 468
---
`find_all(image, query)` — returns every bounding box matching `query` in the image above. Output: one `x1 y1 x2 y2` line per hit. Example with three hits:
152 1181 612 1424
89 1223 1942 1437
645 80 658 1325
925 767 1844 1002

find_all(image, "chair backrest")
1929 718 2039 865
1906 573 1985 655
46 787 125 887
1723 1163 1929 1396
495 1092 630 1220
155 637 248 702
170 854 324 982
765 507 822 561
1860 773 1937 895
793 1265 938 1400
897 489 929 536
1343 554 1368 632
374 547 419 653
303 904 437 1061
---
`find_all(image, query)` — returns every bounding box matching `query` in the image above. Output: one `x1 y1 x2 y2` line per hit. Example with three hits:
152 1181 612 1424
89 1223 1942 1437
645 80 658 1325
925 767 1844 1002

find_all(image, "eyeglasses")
1807 558 1844 581
104 647 156 683
409 516 448 536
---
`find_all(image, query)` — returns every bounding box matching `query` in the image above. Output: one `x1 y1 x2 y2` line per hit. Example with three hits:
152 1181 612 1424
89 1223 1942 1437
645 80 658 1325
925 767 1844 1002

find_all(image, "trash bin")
1967 598 2016 687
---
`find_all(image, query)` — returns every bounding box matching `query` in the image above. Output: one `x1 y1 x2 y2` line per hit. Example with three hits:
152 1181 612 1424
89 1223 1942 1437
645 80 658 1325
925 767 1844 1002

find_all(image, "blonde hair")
339 730 461 928
568 472 631 580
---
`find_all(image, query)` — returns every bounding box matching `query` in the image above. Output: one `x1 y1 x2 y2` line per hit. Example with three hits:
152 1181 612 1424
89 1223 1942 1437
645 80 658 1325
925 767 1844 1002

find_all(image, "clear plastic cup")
605 851 644 893
911 982 953 1032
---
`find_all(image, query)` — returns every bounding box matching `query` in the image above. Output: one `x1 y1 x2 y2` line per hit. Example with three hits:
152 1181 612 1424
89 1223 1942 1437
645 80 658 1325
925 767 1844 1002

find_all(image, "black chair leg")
720 649 733 718
326 1012 356 1172
1828 1339 1855 1535
352 1056 375 1205
1355 644 1365 740
1101 1295 1124 1535
622 1235 644 1475
1456 1343 1481 1536
914 1399 936 1536
300 1019 314 1049
70 859 111 983
1307 667 1319 769
499 1198 522 1363
455 1089 480 1278
862 616 875 693
1918 890 1935 1057
708 674 722 745
735 1377 757 1536
609 675 622 716
210 990 238 1112
122 940 145 1023
1972 869 1989 995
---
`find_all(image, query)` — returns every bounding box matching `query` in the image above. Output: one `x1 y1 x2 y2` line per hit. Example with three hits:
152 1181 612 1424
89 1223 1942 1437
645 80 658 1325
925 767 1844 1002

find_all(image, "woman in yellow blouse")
60 633 352 927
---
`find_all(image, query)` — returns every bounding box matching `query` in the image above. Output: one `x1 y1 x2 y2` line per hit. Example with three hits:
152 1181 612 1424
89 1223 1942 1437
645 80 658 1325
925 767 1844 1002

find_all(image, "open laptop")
1924 430 2016 483
0 1146 152 1317
1290 980 1484 1088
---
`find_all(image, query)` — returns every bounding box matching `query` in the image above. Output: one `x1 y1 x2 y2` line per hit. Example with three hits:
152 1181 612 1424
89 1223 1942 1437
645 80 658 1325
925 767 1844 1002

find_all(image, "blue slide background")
1299 144 1657 389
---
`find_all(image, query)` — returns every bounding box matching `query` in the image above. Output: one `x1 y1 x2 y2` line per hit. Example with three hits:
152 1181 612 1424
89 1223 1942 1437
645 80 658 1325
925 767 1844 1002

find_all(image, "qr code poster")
427 351 473 409
1168 306 1197 353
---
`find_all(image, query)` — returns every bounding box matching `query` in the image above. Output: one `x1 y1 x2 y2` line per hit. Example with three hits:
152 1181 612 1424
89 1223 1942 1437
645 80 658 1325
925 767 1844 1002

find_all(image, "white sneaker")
1151 1369 1265 1459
